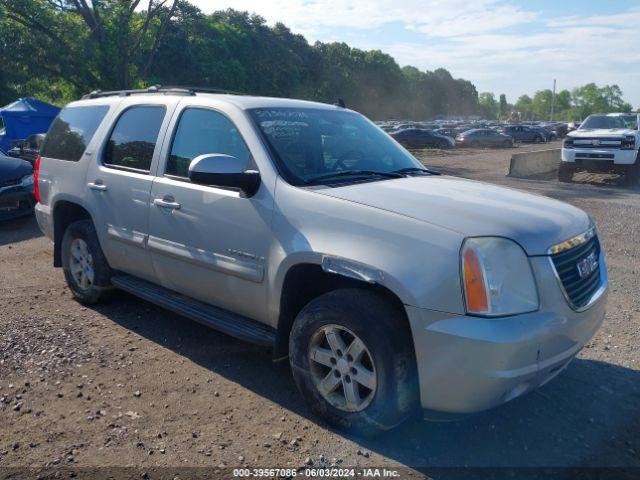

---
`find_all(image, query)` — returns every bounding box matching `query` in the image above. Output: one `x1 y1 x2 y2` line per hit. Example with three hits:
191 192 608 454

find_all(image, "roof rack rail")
82 85 250 100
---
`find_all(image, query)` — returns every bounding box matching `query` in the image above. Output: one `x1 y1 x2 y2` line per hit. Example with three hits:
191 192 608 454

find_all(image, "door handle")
88 181 107 191
153 197 181 210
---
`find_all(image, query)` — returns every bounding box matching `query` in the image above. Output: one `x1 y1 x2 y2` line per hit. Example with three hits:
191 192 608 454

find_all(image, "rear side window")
40 106 109 161
103 106 166 172
166 108 250 178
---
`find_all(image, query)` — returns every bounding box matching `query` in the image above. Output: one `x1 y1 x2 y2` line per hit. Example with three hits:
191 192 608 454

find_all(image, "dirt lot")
1 141 639 477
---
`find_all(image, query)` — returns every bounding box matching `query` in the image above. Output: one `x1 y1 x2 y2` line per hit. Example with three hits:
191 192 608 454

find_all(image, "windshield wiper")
304 170 403 185
391 167 441 176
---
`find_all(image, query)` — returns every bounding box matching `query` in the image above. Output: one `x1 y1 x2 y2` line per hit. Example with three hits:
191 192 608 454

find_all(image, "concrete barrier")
508 148 561 179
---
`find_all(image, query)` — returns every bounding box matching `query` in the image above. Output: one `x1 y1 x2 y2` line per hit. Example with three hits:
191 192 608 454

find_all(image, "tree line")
0 1 636 121
479 84 635 122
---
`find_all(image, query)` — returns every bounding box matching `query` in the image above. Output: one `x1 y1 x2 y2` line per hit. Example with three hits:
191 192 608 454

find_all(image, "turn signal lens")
462 246 489 313
461 237 539 317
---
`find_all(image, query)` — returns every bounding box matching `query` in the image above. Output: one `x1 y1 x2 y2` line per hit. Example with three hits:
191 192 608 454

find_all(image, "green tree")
499 94 508 118
514 94 534 120
478 92 498 119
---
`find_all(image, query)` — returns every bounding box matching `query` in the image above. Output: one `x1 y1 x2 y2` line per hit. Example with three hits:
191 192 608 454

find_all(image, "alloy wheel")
69 238 95 290
308 324 377 412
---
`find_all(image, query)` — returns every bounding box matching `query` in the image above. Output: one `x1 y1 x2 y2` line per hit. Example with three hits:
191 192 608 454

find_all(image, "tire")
470 140 480 148
533 136 542 144
626 158 640 185
558 162 575 183
61 219 113 304
502 140 512 148
289 288 419 437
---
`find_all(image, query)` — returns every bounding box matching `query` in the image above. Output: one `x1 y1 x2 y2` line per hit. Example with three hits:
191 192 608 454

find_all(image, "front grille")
572 138 622 149
551 234 601 309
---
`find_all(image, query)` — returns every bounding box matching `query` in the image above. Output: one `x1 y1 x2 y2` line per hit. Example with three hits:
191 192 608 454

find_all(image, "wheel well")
52 201 92 267
275 263 408 358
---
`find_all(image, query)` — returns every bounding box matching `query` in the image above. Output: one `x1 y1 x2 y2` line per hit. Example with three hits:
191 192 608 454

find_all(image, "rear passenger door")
85 99 178 282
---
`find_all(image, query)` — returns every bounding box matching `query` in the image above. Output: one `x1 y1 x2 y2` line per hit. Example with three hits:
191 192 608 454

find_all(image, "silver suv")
34 87 608 436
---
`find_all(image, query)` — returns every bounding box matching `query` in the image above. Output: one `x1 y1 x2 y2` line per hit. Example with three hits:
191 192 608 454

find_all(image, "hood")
318 176 590 255
569 128 637 138
0 155 32 182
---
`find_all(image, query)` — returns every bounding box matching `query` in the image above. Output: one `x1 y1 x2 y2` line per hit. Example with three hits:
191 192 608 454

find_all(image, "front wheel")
558 162 575 183
289 289 419 437
61 220 113 304
626 158 640 185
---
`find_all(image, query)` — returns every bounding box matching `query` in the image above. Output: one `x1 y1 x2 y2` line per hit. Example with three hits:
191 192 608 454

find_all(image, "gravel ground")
1 141 639 477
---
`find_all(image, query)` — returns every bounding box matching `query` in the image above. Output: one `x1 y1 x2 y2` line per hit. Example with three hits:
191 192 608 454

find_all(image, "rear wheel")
61 220 113 304
289 289 419 437
558 162 575 183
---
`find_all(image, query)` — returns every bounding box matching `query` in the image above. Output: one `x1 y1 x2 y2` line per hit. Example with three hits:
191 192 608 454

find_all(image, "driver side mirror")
188 154 261 197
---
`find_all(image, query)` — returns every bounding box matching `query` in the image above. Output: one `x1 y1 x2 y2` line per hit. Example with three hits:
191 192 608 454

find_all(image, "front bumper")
0 188 35 221
406 254 608 413
562 148 637 165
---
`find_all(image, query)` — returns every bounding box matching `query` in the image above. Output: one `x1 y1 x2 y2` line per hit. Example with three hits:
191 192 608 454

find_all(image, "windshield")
579 115 630 130
249 107 424 185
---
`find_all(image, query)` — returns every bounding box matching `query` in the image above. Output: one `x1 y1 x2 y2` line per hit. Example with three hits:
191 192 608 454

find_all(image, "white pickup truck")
560 113 640 183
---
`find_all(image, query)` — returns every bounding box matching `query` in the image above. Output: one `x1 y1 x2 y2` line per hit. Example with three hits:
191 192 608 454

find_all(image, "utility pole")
550 79 556 121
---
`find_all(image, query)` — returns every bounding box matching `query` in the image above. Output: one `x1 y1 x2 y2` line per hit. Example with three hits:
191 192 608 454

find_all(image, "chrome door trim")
106 224 148 247
147 235 264 283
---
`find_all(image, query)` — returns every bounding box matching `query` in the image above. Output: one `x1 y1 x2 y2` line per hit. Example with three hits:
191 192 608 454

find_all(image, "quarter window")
40 106 109 162
103 106 166 172
167 108 251 178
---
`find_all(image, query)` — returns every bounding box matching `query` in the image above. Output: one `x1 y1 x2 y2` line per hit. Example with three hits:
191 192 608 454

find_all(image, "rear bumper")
0 188 35 221
34 202 54 240
562 148 637 165
406 255 607 413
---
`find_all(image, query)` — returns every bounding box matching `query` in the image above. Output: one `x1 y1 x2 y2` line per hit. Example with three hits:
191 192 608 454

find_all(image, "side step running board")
111 274 276 347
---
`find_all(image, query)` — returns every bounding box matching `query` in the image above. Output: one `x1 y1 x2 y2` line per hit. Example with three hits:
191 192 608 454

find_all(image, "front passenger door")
147 107 274 321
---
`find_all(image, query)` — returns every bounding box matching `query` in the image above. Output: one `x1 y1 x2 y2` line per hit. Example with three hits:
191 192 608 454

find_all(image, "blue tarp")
0 97 60 151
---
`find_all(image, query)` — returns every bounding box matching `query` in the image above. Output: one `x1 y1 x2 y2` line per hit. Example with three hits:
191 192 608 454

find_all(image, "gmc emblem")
591 139 601 146
577 251 598 279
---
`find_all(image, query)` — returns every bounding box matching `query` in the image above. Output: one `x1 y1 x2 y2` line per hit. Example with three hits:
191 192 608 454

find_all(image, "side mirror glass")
188 154 261 197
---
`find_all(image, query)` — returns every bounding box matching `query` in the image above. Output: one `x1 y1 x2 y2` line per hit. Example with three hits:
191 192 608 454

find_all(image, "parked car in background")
502 125 546 143
529 125 555 142
456 129 513 148
433 127 460 138
390 128 454 149
0 152 35 220
560 113 640 183
7 133 45 165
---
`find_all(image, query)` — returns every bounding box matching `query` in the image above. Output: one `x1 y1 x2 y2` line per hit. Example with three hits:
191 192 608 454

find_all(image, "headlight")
21 174 34 187
621 136 635 150
563 138 574 149
461 237 539 316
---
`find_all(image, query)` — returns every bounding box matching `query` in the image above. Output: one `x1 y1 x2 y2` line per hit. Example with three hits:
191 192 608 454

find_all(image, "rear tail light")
621 136 636 150
33 155 41 203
